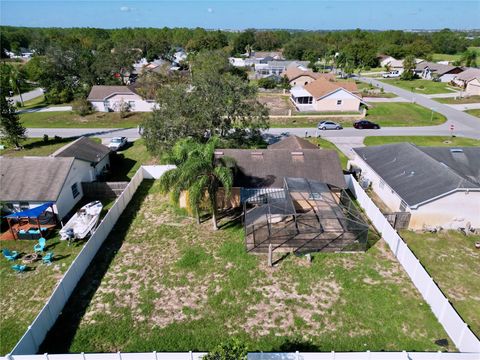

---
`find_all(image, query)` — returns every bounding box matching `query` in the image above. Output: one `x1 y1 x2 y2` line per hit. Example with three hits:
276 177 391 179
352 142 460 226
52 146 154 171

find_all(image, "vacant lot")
365 103 446 126
435 96 480 104
258 93 295 116
0 234 83 355
20 111 145 128
382 79 456 95
402 231 480 337
363 136 480 147
0 137 100 157
41 181 454 353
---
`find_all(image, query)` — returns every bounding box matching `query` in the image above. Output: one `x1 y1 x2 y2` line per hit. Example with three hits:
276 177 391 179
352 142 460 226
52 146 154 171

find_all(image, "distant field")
431 53 462 62
382 79 456 95
20 111 145 128
364 136 480 147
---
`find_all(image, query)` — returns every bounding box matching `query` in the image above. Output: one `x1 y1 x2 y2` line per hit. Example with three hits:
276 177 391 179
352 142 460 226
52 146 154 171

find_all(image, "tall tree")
0 93 26 148
159 137 235 230
401 55 417 80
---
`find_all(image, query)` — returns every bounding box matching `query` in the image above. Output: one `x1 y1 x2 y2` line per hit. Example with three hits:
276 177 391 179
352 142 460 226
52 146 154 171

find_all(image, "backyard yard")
40 181 454 353
401 231 480 337
19 111 145 128
382 79 456 95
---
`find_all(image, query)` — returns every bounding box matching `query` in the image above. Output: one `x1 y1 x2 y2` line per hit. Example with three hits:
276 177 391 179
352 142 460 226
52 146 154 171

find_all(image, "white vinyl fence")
9 166 177 356
345 175 480 353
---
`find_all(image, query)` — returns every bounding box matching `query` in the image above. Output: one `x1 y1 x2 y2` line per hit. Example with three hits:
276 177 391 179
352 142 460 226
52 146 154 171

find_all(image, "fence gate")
385 212 411 230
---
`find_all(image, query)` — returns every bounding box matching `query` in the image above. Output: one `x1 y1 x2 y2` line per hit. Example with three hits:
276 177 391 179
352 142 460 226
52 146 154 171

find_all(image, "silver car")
317 121 343 130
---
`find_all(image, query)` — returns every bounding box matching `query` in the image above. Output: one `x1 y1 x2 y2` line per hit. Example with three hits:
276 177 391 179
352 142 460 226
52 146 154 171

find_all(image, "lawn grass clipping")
363 136 480 147
401 231 480 337
46 181 455 353
0 235 83 355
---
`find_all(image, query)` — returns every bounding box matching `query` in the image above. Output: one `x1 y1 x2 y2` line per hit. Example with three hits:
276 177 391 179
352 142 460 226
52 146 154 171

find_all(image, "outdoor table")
22 253 39 264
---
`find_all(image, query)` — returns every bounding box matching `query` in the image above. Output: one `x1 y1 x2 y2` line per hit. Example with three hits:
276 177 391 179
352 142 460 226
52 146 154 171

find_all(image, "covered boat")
60 201 103 240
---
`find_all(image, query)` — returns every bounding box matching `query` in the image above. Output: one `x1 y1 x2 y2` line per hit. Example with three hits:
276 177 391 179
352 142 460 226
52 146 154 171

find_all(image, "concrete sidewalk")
17 106 72 114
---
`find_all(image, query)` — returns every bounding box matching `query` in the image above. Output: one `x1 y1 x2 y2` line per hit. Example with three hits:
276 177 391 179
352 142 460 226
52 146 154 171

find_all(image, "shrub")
43 134 49 143
73 98 93 116
257 77 277 89
203 339 247 360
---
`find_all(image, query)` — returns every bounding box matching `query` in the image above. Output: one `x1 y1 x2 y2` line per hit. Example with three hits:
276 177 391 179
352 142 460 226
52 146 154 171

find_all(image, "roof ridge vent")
251 151 263 156
291 151 304 156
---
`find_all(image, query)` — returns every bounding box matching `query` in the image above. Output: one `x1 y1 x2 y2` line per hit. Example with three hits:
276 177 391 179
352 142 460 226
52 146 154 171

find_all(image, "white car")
382 70 401 78
108 137 128 151
318 121 343 130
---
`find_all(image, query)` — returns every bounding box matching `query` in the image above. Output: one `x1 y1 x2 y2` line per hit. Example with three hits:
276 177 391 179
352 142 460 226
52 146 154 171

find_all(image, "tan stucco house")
350 143 480 230
290 78 365 112
87 85 158 112
282 67 335 87
465 77 480 96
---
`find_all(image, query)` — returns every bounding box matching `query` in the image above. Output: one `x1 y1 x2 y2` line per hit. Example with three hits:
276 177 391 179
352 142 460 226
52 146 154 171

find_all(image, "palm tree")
159 137 235 230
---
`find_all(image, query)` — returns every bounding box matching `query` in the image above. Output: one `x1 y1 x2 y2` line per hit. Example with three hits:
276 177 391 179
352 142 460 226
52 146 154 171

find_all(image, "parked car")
108 137 128 151
382 70 401 78
354 120 380 129
318 121 343 130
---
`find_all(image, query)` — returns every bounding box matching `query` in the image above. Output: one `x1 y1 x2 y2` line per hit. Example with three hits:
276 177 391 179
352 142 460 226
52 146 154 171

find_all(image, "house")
229 57 247 67
465 77 480 96
415 61 464 82
452 68 480 89
251 51 284 62
350 143 480 230
0 157 97 220
290 78 365 112
378 55 397 68
282 67 335 87
254 60 309 79
87 85 157 112
51 137 111 180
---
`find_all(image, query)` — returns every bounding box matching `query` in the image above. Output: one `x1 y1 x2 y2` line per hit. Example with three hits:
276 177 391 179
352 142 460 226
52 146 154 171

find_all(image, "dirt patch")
258 93 294 116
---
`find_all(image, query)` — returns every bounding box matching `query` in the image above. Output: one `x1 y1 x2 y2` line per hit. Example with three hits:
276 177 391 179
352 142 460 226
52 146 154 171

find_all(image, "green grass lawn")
382 79 456 94
435 96 480 104
308 137 349 169
364 136 480 147
40 181 454 353
465 109 480 118
401 231 480 337
20 111 145 128
0 234 83 355
356 81 397 98
431 53 462 63
365 103 446 126
18 94 48 110
0 137 99 157
109 139 158 181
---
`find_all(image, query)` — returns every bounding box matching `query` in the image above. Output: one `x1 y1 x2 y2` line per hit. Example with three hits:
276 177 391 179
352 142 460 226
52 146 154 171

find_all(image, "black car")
354 120 380 129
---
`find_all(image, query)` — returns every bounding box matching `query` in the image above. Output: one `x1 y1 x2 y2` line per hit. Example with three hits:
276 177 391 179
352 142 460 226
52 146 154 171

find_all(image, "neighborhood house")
290 78 365 112
254 60 309 79
87 85 158 112
350 143 480 230
282 67 336 87
414 61 464 82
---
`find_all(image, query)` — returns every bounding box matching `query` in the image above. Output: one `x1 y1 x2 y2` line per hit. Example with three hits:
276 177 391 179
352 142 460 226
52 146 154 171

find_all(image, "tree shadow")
39 180 155 354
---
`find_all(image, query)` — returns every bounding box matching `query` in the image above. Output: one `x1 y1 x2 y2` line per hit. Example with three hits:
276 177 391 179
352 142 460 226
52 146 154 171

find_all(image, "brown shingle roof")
415 61 463 76
282 67 335 82
304 78 358 99
215 148 346 189
455 68 480 82
51 137 111 164
268 136 319 150
0 157 74 202
87 85 137 101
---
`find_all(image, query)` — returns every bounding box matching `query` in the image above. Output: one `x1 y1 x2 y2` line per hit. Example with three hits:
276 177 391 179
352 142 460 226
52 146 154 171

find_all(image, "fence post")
153 350 158 360
331 350 335 360
6 353 12 360
295 350 299 360
82 352 86 360
456 322 468 349
44 353 49 360
118 351 122 360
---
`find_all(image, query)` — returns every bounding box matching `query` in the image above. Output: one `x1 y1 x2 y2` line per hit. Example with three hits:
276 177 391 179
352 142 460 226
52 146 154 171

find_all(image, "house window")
400 200 407 212
104 100 110 110
379 179 385 189
71 183 80 199
337 100 342 105
128 101 135 110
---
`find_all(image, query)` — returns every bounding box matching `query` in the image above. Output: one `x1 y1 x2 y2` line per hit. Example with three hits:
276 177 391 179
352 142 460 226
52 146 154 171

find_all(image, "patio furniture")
42 252 54 265
34 237 46 252
11 264 26 273
23 253 39 264
2 248 19 261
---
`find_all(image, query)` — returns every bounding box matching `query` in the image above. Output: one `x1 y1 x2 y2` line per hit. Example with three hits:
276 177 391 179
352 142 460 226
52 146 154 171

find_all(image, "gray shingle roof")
0 157 74 202
415 61 463 76
353 143 480 207
267 136 319 150
51 137 111 164
215 148 346 189
87 85 137 101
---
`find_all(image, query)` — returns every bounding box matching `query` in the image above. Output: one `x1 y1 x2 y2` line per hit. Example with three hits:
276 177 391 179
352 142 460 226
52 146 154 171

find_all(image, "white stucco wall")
439 73 457 83
409 191 480 230
466 78 480 96
312 90 361 112
91 94 158 112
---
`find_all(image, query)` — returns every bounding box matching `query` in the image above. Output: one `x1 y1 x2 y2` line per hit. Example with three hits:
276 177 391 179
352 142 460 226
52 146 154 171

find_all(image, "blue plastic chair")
2 248 19 261
34 237 46 253
11 264 26 273
43 252 54 265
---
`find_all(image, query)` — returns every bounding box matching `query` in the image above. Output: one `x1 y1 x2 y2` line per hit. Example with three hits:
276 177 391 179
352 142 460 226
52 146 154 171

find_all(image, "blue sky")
1 1 479 30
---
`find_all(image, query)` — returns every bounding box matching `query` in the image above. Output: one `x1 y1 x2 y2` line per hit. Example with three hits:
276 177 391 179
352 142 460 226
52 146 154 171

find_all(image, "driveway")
356 76 480 133
8 88 44 103
325 136 365 159
18 106 72 114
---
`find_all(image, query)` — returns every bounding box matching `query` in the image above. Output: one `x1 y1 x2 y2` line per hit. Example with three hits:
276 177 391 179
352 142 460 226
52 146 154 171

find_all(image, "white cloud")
120 6 132 12
207 8 214 13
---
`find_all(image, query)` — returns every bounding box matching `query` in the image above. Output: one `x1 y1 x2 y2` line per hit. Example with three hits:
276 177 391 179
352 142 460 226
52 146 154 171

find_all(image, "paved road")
25 123 480 141
356 76 480 134
18 106 72 114
9 88 43 103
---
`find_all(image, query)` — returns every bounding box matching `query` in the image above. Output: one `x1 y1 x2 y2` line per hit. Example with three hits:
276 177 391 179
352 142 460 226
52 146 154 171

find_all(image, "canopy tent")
5 202 55 219
3 202 56 240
